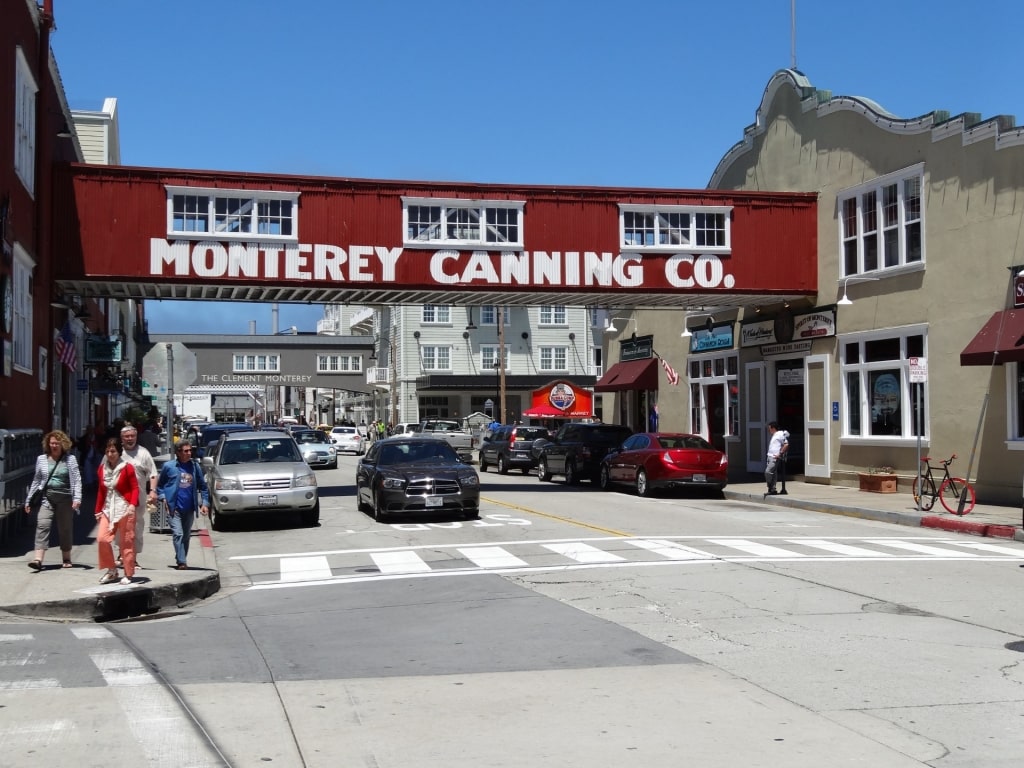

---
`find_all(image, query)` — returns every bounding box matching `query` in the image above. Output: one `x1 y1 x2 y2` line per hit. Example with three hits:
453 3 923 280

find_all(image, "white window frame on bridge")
402 197 525 249
233 354 281 373
317 354 363 373
165 186 300 242
618 204 732 253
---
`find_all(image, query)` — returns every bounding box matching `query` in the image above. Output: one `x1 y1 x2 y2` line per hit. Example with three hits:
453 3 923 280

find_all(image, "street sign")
142 342 197 391
909 356 928 383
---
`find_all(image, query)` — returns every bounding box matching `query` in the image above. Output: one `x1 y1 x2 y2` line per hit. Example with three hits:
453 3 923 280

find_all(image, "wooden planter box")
858 472 898 493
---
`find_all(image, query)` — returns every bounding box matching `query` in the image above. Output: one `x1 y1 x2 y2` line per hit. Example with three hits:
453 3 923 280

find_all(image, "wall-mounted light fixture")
568 332 576 341
413 331 421 339
462 331 470 340
604 317 618 334
681 314 716 338
521 332 529 340
837 275 881 306
465 307 478 331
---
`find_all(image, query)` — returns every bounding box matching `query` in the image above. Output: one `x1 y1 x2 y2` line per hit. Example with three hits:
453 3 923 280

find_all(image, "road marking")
788 539 894 557
707 539 806 558
0 634 33 642
628 539 716 560
543 542 626 563
864 540 980 557
0 678 60 690
280 555 333 582
371 550 432 573
947 541 1024 556
458 546 528 568
70 626 113 640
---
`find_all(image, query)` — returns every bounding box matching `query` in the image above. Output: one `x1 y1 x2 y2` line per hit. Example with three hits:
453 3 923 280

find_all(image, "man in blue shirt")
156 443 210 569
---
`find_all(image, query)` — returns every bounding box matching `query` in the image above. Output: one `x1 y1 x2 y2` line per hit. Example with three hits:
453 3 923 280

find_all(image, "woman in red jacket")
94 437 140 585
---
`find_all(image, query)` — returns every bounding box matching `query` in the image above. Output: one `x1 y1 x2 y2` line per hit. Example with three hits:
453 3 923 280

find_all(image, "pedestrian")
764 421 789 496
137 422 160 455
24 430 83 571
156 441 210 570
94 437 140 585
118 423 158 570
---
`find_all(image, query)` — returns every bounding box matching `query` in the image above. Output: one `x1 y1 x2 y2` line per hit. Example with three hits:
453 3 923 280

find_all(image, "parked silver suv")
201 430 319 529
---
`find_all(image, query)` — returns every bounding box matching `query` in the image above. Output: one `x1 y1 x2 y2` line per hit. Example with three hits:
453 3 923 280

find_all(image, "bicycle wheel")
939 477 976 515
912 474 938 511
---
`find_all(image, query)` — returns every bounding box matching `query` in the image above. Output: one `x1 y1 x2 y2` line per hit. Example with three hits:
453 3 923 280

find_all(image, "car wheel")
497 455 508 474
479 455 489 473
565 460 579 486
210 502 227 531
373 489 389 523
301 501 320 527
538 458 552 482
636 469 651 497
599 465 613 491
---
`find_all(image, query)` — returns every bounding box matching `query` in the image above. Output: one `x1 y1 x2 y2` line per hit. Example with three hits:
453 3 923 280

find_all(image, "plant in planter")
858 466 898 493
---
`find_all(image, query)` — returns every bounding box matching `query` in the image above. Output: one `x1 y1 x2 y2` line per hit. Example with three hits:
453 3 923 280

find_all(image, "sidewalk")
0 501 219 623
0 479 1021 622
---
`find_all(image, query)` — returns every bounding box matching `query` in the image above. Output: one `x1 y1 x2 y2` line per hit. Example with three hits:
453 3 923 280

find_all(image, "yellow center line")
480 495 632 537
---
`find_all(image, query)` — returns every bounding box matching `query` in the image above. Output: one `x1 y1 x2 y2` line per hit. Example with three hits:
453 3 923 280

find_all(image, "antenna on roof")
790 0 797 69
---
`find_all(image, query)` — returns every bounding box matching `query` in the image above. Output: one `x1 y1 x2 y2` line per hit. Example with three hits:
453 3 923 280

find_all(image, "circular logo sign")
548 383 576 411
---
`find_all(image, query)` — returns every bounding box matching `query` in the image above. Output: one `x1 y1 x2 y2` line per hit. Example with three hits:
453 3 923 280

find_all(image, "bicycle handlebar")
919 454 957 467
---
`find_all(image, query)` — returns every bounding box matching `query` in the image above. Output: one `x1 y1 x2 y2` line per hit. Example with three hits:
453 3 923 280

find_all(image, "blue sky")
51 0 1023 334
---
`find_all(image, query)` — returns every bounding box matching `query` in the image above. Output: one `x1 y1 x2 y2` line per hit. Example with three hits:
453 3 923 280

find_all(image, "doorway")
775 359 805 475
706 384 726 452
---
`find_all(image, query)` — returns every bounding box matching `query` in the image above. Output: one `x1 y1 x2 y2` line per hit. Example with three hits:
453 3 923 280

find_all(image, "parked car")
355 436 480 523
478 425 549 474
195 423 253 458
201 430 319 529
599 432 729 496
330 425 365 455
391 423 421 437
536 422 634 485
292 429 338 469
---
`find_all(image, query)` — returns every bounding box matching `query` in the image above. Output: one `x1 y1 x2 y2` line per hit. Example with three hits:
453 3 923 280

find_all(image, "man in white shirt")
118 424 158 566
764 421 789 496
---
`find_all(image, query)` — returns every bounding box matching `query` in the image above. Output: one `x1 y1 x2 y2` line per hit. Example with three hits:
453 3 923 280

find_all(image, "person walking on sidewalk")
118 424 157 570
94 437 140 585
156 442 209 570
765 421 789 496
24 430 83 571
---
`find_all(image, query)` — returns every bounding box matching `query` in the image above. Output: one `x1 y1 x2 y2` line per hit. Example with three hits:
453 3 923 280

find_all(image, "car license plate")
425 495 442 507
693 474 706 483
258 495 277 506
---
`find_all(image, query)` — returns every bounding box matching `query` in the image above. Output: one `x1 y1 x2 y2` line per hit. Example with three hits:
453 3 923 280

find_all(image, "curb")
921 515 1018 540
0 573 220 622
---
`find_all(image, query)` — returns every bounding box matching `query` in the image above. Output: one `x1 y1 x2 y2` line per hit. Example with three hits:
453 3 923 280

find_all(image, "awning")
522 403 573 418
960 310 1024 365
594 358 659 392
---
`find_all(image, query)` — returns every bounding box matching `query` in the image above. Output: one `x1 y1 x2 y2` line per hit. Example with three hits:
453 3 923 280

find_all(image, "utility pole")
498 306 506 423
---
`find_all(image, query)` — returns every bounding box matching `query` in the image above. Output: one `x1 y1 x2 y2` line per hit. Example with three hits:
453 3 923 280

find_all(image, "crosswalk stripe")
789 539 894 557
371 550 431 573
280 555 333 582
946 541 1024 557
628 539 716 560
457 546 528 568
0 678 60 690
706 539 806 558
542 542 626 563
864 540 980 557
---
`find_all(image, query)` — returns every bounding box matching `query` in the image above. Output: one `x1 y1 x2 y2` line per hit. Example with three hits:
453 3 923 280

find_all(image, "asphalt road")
4 456 1024 767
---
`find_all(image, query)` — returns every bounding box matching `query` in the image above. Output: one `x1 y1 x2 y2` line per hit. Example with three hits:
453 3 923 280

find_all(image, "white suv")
330 426 365 455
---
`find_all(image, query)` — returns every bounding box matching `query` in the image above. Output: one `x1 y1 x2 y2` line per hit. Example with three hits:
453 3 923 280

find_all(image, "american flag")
54 320 77 372
660 355 679 386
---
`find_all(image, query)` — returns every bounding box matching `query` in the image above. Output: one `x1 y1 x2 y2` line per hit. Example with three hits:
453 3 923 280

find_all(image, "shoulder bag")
27 455 63 515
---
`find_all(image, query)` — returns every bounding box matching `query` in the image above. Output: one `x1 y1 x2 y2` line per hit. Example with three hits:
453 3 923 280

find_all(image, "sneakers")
99 570 119 584
119 576 132 586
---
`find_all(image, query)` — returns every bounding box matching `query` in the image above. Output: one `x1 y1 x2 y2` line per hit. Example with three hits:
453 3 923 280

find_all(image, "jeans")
168 508 196 565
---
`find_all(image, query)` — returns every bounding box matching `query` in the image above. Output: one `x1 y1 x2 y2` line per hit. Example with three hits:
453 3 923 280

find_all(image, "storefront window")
686 352 739 442
841 327 927 440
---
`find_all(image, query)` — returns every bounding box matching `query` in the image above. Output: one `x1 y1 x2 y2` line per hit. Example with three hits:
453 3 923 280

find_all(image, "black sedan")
356 436 480 523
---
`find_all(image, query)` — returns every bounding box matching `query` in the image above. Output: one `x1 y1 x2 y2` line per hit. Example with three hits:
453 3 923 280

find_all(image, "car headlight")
382 476 407 490
213 477 243 491
458 473 480 488
294 473 317 488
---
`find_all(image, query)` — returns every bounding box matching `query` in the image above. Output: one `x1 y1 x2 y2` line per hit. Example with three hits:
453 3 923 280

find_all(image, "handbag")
27 456 63 514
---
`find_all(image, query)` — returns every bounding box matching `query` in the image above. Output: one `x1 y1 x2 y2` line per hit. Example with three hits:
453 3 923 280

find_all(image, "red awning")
960 310 1024 365
594 358 659 392
522 403 573 418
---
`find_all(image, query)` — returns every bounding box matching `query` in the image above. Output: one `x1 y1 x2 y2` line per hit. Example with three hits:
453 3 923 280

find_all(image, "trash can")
149 500 170 533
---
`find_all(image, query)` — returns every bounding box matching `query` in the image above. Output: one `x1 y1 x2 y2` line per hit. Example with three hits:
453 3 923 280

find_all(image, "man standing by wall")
119 424 157 567
765 421 789 496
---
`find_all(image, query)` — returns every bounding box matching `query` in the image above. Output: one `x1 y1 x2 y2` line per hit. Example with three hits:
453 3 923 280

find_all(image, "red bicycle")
912 454 976 514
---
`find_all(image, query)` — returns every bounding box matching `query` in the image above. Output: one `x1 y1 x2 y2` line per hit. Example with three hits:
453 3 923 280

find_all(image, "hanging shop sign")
620 334 654 362
85 334 123 364
689 323 734 353
740 307 836 348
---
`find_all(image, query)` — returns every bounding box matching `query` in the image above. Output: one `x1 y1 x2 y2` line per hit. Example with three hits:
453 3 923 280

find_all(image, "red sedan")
599 432 728 497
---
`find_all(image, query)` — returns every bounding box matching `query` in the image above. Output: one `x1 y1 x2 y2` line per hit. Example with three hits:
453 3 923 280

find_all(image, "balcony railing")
366 366 392 386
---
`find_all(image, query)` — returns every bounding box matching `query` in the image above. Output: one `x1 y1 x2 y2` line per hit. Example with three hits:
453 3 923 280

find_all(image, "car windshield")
294 431 330 444
656 435 714 450
378 441 458 465
219 439 303 464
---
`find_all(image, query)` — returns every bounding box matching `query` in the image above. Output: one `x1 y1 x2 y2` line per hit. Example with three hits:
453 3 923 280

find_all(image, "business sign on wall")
740 307 836 349
1014 266 1024 308
688 323 735 353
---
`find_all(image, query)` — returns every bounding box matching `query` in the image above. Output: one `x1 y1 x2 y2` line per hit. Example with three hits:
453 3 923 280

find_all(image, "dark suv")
478 425 550 474
536 423 634 485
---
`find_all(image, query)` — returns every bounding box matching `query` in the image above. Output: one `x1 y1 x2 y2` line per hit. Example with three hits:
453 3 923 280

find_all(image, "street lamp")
493 360 501 422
